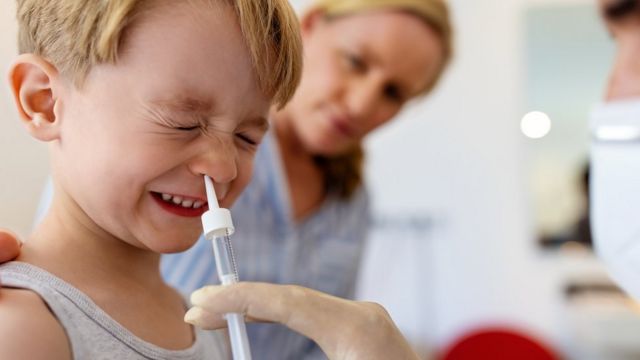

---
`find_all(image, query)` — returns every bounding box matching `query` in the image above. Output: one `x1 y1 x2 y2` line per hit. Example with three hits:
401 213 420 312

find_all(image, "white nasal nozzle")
201 175 234 238
204 175 219 209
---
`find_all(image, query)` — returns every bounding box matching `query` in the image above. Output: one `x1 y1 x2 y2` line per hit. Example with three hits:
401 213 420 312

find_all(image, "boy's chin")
147 234 202 254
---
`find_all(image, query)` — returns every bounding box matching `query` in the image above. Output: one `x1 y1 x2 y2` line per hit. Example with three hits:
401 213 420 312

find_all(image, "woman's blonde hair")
309 0 454 199
16 0 303 108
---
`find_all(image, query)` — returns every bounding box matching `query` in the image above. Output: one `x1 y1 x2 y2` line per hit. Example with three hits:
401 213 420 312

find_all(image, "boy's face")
51 3 270 252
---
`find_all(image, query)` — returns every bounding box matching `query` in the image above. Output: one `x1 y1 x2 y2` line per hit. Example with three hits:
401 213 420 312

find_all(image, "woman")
1 0 452 358
164 0 452 357
163 0 451 359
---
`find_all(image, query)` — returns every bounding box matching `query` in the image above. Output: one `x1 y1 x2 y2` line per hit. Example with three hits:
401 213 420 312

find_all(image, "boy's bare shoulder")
0 288 72 359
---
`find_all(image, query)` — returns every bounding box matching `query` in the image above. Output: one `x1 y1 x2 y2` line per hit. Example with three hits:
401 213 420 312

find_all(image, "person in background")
168 0 452 357
1 0 453 359
591 0 640 300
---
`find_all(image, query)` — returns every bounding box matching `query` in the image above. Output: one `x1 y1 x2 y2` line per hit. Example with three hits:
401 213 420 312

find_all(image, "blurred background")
1 0 639 358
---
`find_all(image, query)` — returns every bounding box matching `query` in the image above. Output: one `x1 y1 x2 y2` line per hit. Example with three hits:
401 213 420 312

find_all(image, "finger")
184 306 227 330
0 230 21 263
190 283 339 357
191 283 306 325
184 301 264 329
190 284 282 323
188 283 420 360
190 283 348 342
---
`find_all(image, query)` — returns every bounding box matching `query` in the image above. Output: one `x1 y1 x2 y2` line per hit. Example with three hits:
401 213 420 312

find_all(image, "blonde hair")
308 0 454 199
16 0 302 108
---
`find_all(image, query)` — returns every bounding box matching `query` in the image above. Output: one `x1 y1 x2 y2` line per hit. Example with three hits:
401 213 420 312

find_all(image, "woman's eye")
383 85 402 102
344 52 366 73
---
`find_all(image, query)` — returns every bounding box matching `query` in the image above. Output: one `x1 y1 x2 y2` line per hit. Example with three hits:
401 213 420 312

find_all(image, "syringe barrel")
211 235 239 284
210 235 252 360
227 313 252 360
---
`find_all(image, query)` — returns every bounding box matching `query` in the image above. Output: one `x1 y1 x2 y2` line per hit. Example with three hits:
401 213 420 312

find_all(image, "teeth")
159 192 205 210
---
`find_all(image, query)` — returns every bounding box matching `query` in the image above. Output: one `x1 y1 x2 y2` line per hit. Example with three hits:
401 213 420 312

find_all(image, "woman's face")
284 10 445 156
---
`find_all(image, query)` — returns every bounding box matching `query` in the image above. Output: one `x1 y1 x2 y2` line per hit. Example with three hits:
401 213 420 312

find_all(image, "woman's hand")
0 230 22 296
0 230 21 264
185 283 419 360
599 0 640 100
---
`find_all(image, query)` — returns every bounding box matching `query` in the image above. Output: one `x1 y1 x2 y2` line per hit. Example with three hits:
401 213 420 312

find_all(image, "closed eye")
236 133 258 146
176 126 200 131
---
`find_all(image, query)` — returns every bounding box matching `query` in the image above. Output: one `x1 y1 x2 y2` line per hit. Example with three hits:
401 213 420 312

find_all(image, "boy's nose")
188 138 238 190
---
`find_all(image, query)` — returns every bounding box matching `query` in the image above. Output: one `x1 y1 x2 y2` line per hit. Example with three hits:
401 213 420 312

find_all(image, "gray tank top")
0 262 230 360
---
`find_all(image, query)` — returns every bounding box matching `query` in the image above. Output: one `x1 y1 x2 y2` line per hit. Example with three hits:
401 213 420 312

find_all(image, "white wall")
352 0 602 357
361 0 537 348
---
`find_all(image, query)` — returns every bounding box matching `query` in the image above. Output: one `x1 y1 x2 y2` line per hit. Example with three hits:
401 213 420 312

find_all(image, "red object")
441 327 559 360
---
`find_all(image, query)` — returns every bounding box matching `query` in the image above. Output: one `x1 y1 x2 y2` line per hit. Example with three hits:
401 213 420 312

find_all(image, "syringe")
201 175 252 360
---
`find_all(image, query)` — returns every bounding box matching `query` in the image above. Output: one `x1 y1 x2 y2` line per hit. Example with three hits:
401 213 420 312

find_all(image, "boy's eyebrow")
150 96 270 131
150 96 214 114
244 116 270 132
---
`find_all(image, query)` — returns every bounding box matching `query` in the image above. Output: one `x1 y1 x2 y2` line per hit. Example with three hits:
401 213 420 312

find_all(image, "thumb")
0 230 21 263
185 283 294 327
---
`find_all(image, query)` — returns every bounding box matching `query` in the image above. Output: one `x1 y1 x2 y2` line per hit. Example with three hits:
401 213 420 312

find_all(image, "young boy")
0 0 301 358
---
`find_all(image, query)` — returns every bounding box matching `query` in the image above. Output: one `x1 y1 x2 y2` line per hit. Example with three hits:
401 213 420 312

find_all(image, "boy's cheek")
221 162 255 207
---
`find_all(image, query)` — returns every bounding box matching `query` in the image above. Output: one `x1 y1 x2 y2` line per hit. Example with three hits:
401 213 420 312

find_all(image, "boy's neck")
19 193 166 296
18 191 196 350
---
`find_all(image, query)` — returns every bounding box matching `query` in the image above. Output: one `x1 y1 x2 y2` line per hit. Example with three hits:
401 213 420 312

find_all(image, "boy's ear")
8 54 62 142
299 9 326 39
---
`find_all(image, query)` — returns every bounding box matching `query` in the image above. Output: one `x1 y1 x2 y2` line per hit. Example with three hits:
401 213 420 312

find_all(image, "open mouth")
151 191 209 218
